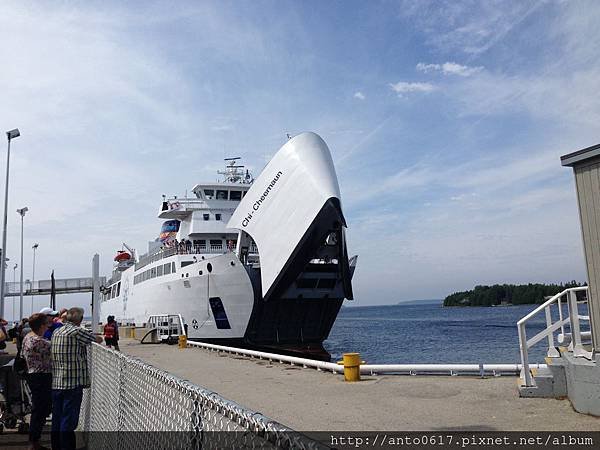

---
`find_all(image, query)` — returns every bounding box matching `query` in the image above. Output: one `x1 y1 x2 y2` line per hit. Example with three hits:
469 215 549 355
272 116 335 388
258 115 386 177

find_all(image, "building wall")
574 158 600 353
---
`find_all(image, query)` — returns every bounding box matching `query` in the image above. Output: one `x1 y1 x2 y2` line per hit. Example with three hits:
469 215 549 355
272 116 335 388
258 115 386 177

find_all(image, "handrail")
135 245 233 271
186 341 540 376
517 286 590 387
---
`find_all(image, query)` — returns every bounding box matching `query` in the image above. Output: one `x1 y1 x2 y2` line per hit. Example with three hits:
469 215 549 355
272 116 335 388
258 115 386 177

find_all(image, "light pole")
31 243 38 315
17 207 28 320
12 263 17 321
0 128 20 318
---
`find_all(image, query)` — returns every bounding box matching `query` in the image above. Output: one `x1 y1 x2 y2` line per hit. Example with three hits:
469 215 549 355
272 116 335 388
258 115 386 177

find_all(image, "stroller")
0 356 31 433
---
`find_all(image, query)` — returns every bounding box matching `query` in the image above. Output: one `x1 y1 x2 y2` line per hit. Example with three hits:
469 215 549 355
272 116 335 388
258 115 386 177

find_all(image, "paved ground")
120 339 600 431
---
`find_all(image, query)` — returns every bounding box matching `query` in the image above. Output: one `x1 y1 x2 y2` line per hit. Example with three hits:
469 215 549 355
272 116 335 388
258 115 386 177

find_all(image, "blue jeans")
51 387 83 450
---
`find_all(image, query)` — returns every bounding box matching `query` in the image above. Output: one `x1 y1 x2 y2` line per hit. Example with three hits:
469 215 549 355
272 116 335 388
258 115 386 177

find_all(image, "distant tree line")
443 281 586 307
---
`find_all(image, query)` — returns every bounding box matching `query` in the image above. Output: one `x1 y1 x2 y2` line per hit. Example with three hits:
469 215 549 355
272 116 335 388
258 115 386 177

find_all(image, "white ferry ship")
100 132 357 358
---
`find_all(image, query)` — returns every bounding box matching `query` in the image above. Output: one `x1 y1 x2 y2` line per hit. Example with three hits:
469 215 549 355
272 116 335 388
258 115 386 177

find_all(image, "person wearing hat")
39 307 63 340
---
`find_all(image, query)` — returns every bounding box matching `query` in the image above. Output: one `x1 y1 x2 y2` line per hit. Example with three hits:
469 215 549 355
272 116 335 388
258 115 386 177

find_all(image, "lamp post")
31 243 38 315
17 207 28 320
12 263 17 321
0 128 20 318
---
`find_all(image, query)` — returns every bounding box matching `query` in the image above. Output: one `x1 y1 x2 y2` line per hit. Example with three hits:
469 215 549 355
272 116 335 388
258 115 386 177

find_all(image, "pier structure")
111 338 599 431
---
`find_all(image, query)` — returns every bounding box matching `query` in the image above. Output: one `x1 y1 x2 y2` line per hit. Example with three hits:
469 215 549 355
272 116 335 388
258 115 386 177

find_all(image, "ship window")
216 190 228 200
230 190 242 201
116 282 121 297
164 263 171 275
181 261 194 268
209 297 231 329
172 262 176 273
194 239 206 250
210 239 223 250
203 214 209 221
203 189 214 199
242 191 247 197
151 267 157 278
111 285 116 298
157 265 163 276
215 214 221 221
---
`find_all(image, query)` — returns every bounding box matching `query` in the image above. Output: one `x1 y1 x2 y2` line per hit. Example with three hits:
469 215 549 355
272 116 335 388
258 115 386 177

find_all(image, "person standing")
103 316 120 351
51 307 102 450
22 313 53 450
0 317 8 354
39 307 61 340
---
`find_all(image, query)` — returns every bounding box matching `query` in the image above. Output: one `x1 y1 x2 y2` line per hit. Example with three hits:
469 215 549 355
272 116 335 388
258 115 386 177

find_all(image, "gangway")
3 277 106 297
147 314 186 343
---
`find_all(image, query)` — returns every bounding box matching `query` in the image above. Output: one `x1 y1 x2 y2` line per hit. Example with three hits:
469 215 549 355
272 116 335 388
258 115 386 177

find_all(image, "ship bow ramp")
228 132 356 351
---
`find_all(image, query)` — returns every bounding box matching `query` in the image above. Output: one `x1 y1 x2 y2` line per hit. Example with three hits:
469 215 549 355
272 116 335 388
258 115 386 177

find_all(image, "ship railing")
77 344 320 449
185 341 539 376
147 314 186 343
517 286 590 387
135 246 235 271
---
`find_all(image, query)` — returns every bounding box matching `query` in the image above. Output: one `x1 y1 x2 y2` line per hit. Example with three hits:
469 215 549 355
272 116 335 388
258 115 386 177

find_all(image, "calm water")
324 302 558 365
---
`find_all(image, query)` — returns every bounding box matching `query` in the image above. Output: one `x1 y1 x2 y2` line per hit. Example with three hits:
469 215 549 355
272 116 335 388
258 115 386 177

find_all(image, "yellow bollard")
178 334 187 349
342 352 361 382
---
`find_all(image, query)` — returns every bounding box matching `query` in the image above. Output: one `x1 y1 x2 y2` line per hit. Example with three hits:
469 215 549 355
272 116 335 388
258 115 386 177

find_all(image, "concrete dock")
120 339 599 431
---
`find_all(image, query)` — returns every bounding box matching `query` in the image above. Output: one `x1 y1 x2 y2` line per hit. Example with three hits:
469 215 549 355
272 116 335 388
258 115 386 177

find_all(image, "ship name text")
242 171 283 227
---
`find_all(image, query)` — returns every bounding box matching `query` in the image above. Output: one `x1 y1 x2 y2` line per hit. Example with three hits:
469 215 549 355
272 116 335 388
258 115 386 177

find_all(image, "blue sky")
0 0 598 317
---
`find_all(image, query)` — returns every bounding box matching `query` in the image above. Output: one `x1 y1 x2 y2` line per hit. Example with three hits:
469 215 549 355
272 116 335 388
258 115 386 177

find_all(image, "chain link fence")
78 344 326 449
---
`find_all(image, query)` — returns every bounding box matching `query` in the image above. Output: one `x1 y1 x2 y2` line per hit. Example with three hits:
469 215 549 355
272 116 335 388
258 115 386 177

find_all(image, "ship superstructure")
100 132 356 358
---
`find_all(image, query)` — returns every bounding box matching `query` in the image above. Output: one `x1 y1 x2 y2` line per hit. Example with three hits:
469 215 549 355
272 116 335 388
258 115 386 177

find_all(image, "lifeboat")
114 251 131 262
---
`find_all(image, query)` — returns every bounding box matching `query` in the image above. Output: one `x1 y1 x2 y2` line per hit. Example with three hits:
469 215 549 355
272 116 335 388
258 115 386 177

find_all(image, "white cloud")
354 91 366 100
417 62 483 76
389 81 436 97
399 0 545 56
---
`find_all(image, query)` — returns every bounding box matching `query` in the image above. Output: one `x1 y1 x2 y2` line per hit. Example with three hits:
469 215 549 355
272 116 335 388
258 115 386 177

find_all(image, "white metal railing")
147 314 186 342
517 286 591 387
186 341 540 376
135 245 233 271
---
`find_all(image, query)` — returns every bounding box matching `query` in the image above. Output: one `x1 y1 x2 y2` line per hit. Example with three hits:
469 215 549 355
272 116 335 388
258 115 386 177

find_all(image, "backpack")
104 323 116 339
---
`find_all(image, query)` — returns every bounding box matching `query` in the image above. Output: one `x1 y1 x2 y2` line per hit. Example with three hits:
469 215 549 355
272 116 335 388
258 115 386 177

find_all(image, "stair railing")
517 286 589 387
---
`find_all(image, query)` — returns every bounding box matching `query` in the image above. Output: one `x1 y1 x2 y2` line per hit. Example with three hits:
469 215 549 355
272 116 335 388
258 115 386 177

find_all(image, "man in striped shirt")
51 307 102 450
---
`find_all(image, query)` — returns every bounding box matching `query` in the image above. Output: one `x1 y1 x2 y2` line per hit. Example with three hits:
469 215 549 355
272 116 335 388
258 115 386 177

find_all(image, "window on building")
203 189 214 199
203 214 209 221
230 190 242 201
215 214 221 221
216 190 228 200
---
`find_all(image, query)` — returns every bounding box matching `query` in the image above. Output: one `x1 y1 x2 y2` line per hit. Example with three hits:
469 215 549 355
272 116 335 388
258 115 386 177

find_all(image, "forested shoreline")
443 282 586 307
